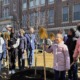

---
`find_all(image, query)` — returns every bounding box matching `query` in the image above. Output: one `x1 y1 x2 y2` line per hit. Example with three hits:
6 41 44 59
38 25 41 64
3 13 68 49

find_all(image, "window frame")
22 0 27 10
72 3 80 22
40 11 45 25
29 0 35 9
3 0 9 5
48 9 54 24
29 13 35 26
3 8 9 18
48 0 54 4
62 6 69 23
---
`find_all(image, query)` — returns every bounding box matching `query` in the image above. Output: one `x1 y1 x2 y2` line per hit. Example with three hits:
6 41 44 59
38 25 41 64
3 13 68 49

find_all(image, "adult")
6 25 20 48
25 27 36 68
18 29 27 70
8 28 18 74
0 32 4 71
73 23 80 61
65 28 78 80
6 25 20 74
2 32 10 68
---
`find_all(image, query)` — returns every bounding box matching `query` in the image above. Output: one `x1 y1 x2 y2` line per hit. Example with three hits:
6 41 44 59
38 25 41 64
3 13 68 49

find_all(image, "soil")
7 67 54 80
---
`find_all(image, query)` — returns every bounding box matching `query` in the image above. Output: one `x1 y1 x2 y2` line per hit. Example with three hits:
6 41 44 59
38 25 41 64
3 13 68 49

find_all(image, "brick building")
0 0 22 31
0 0 80 33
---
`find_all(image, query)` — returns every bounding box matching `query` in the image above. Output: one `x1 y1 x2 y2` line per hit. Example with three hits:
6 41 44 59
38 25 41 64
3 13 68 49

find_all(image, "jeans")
0 53 3 71
27 49 34 67
68 63 78 80
3 50 7 59
54 69 66 80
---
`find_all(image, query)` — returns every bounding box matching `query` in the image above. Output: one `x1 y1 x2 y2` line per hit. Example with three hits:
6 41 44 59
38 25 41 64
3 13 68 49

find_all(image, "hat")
6 25 12 28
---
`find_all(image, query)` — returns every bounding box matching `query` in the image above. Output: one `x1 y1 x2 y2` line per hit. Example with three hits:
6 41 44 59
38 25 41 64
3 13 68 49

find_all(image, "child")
18 29 27 70
2 32 10 68
0 32 4 71
45 33 70 80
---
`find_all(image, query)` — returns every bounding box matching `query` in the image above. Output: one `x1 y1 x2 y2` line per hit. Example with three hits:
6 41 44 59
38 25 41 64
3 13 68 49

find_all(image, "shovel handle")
70 62 75 67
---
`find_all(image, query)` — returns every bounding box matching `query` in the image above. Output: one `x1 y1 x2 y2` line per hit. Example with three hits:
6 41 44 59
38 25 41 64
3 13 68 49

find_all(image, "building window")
62 6 69 22
3 0 9 5
41 0 45 5
35 0 39 6
48 10 54 24
73 4 80 21
3 8 9 18
13 3 16 11
48 0 54 4
22 0 27 10
35 0 45 6
22 15 27 27
62 0 66 1
35 12 38 25
30 13 35 26
40 11 45 25
30 0 34 8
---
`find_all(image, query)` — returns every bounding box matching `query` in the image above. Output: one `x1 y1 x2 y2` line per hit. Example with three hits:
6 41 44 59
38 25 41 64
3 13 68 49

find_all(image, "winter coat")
0 37 4 53
45 42 70 71
73 38 80 59
18 36 27 50
65 35 76 63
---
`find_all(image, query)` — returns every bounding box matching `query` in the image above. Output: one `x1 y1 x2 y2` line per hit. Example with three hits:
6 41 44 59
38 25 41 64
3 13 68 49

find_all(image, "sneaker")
9 71 12 75
12 70 15 74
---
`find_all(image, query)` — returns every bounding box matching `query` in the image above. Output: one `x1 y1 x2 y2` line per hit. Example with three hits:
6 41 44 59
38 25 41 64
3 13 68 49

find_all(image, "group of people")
0 25 36 75
0 23 80 80
45 24 80 80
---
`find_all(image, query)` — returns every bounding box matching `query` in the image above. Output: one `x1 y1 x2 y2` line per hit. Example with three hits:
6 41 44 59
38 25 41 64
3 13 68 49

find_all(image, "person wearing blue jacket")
25 27 36 68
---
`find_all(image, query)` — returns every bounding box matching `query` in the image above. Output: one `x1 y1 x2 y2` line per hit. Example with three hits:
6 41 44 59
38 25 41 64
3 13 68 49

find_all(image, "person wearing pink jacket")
45 33 70 80
73 38 80 61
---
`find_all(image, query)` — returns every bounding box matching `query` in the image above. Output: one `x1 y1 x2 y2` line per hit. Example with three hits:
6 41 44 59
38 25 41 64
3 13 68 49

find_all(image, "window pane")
13 4 16 11
48 10 54 23
3 0 9 4
74 4 80 12
62 0 66 1
30 0 34 8
73 4 80 20
62 6 68 22
63 14 68 21
74 12 80 20
48 0 54 3
41 0 45 5
35 0 39 6
22 15 27 27
40 11 45 25
30 13 35 26
3 8 9 18
22 0 27 9
23 0 26 3
22 3 27 9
